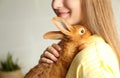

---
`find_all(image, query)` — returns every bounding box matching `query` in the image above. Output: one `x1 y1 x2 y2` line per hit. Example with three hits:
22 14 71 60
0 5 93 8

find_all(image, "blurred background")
0 0 120 75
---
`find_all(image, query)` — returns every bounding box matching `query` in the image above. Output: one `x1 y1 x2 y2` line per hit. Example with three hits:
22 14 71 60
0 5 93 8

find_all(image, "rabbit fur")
25 17 92 78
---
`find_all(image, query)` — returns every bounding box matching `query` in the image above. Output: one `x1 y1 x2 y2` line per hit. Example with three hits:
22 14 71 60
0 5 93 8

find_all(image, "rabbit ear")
52 17 73 35
43 31 64 40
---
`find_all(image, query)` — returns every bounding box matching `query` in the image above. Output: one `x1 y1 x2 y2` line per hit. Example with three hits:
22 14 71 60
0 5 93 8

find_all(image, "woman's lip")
57 12 69 17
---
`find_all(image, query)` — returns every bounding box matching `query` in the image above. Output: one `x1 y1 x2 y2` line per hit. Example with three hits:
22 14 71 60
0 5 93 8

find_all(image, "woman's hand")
39 43 62 64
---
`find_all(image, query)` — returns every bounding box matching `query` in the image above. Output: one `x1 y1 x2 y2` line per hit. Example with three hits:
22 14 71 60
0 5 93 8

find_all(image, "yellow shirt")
66 35 120 78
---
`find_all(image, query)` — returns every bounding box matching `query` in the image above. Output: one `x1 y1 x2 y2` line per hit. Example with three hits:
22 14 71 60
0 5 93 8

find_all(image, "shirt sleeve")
65 41 120 78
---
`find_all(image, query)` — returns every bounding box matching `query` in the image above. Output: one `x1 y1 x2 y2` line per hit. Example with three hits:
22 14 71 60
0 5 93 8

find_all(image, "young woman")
40 0 120 77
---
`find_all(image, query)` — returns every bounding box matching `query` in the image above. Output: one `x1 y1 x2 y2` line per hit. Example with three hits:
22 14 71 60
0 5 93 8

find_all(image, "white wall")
0 0 57 75
112 0 120 37
0 0 120 75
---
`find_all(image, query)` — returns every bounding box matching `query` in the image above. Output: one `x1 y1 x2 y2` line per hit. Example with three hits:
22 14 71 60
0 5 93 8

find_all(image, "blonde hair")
82 0 120 68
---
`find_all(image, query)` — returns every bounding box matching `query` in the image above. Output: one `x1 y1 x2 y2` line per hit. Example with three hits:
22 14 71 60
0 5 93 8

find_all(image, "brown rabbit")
25 17 92 78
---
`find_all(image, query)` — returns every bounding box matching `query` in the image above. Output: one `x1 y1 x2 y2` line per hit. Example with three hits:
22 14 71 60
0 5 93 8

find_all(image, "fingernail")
49 60 54 63
56 53 59 57
54 58 58 62
58 48 62 51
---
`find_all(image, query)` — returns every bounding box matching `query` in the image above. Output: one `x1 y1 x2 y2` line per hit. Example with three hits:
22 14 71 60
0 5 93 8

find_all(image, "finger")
44 51 58 62
52 43 62 51
40 57 54 64
47 45 60 57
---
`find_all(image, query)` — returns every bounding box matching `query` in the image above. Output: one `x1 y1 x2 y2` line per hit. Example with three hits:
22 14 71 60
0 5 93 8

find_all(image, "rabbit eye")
79 28 85 35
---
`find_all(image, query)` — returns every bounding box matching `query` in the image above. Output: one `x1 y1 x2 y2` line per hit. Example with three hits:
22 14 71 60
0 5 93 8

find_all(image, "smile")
57 12 70 18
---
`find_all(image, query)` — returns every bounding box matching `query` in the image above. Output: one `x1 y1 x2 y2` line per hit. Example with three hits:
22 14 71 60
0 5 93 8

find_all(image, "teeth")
58 12 69 17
